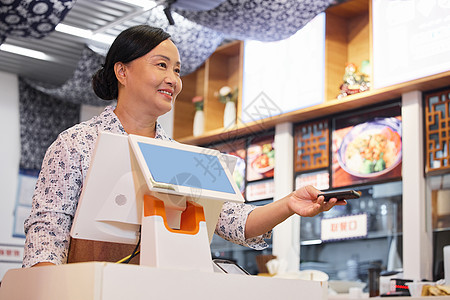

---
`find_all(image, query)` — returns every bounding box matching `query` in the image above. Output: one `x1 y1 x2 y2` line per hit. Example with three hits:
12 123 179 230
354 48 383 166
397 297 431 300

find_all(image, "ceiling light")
0 44 54 61
116 0 157 10
56 23 115 45
55 23 93 39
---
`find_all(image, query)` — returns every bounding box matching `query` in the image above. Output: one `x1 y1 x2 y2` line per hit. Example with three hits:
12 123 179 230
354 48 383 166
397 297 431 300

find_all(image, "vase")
223 101 236 129
193 110 204 136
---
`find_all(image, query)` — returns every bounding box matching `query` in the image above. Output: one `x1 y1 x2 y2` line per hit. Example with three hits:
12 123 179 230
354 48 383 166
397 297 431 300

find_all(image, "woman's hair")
92 25 171 100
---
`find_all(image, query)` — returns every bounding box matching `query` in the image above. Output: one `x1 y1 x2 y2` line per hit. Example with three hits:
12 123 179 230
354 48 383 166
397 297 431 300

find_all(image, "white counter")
0 262 328 300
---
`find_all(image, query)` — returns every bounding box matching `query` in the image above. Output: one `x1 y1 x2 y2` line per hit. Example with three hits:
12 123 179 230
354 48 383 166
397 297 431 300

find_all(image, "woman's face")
118 39 182 117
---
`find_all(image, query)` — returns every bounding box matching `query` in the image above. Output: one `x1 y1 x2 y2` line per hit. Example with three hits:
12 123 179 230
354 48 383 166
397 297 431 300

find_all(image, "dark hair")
92 25 171 100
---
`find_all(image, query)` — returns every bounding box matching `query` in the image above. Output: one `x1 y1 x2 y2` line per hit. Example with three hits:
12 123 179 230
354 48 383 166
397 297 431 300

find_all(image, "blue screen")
137 142 235 194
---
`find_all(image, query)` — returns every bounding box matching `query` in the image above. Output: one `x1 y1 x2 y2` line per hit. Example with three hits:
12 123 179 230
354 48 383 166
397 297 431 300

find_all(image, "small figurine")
338 60 371 99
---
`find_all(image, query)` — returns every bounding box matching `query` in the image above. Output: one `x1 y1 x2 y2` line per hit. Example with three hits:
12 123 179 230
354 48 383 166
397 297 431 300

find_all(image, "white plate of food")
337 118 402 178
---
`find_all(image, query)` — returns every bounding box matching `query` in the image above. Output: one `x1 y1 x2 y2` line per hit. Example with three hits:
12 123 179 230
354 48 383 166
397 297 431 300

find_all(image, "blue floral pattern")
23 105 270 267
19 77 80 170
0 0 76 44
175 0 338 42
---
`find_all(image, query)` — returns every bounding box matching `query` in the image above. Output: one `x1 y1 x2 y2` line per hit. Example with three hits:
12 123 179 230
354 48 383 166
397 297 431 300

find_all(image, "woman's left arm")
244 185 346 239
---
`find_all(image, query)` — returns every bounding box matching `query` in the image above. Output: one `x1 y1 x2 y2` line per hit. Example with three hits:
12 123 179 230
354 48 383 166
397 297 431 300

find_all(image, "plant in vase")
216 86 238 129
192 96 204 136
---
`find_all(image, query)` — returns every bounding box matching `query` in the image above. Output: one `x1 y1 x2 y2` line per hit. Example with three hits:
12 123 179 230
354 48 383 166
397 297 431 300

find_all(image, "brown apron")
67 238 140 265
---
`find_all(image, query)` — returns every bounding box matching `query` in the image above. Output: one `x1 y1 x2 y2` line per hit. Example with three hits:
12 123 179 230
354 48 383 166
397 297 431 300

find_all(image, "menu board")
246 135 275 182
372 0 450 88
332 104 402 188
213 139 247 195
241 13 325 123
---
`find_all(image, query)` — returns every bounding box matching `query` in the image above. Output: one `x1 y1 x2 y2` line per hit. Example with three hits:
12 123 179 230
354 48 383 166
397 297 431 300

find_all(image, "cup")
349 287 363 299
406 281 427 297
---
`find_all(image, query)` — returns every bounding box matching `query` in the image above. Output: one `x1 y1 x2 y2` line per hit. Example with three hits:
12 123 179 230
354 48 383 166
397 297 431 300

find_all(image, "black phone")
212 259 250 275
318 190 361 201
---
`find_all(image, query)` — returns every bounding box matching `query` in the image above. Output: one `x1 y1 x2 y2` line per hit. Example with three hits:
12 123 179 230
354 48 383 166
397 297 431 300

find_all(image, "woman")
23 25 344 268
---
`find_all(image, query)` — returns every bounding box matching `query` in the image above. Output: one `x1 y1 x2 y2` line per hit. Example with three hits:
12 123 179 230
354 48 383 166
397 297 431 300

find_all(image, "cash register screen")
137 142 235 194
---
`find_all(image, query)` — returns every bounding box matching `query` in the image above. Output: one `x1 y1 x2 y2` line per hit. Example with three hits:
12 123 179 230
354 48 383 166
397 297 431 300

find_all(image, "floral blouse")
23 105 270 268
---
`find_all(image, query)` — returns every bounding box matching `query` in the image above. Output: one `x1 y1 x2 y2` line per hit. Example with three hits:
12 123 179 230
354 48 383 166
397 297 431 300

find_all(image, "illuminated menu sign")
372 0 450 88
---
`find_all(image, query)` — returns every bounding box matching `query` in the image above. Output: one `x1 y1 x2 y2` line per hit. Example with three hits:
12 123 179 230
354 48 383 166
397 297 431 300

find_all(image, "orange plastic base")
143 195 205 235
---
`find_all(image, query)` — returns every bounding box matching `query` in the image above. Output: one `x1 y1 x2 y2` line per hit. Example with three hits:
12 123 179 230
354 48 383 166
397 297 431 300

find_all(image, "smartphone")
212 259 250 275
318 190 361 201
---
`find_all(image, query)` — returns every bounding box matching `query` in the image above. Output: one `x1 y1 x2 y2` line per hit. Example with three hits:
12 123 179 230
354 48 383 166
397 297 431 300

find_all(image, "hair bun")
92 68 115 100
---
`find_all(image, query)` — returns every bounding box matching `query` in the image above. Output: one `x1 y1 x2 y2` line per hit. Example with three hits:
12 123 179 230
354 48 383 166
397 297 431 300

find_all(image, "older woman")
23 25 344 268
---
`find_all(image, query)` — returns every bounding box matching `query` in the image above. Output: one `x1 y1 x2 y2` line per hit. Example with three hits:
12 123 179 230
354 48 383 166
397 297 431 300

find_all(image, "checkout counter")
2 263 448 300
0 133 327 300
0 262 328 300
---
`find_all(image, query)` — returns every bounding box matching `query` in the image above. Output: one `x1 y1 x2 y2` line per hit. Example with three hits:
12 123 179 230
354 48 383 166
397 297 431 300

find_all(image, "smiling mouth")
158 90 173 97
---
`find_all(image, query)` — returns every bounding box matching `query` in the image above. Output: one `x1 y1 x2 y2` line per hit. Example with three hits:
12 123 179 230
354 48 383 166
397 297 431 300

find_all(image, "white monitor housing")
70 131 244 271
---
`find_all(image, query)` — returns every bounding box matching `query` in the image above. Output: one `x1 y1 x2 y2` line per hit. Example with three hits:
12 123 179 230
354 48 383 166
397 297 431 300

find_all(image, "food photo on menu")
332 104 402 188
246 135 275 182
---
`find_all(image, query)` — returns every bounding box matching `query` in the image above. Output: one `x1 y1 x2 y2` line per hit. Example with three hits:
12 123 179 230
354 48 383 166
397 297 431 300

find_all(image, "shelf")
173 41 243 140
178 70 450 145
325 0 371 101
174 0 450 145
173 65 206 140
205 41 242 132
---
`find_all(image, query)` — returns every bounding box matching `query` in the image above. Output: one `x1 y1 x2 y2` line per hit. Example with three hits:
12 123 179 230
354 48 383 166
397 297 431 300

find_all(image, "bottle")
368 267 381 297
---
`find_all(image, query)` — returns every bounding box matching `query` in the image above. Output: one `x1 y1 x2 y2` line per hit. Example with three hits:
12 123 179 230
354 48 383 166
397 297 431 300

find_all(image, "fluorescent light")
0 44 54 61
55 23 116 45
118 0 157 9
55 23 93 39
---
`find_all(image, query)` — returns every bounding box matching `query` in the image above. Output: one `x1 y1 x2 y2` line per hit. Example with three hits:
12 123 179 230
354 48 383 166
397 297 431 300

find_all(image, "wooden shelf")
173 41 243 140
174 0 450 146
179 70 450 145
325 0 371 101
173 65 206 140
205 41 242 132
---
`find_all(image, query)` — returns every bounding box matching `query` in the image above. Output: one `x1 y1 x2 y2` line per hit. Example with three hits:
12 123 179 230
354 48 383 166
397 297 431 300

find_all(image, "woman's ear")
114 62 126 86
